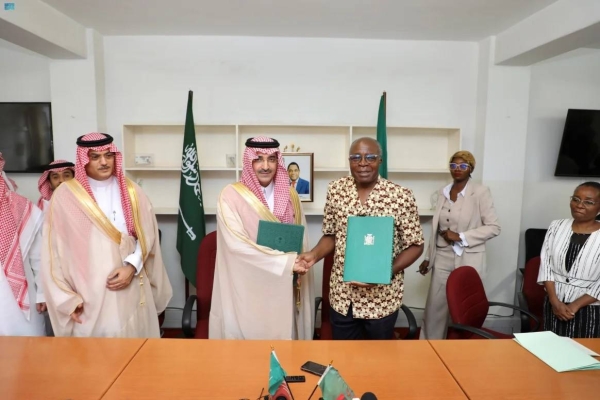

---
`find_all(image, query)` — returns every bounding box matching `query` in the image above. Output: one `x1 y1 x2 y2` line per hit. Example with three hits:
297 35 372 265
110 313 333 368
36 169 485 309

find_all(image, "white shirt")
441 182 469 256
88 176 143 274
262 181 275 213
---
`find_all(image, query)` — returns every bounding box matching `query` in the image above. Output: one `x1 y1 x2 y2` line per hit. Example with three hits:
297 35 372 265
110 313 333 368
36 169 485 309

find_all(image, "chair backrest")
522 256 545 329
319 252 335 340
446 266 489 339
195 231 217 339
525 228 548 264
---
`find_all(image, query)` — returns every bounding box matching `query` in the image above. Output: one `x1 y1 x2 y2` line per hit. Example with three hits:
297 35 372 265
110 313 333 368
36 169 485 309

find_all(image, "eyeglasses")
570 196 598 207
349 154 380 164
449 163 470 171
89 152 115 161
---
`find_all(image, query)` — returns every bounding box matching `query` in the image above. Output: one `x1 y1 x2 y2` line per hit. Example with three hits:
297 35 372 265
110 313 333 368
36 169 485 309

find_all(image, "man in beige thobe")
42 132 172 337
209 136 315 340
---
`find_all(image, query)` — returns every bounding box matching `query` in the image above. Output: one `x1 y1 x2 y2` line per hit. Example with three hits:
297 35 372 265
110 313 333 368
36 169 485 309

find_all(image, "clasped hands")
550 298 578 321
294 252 375 288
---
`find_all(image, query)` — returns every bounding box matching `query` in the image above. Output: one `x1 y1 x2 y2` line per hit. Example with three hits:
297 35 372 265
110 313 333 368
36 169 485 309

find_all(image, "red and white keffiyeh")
37 159 75 208
75 133 137 238
0 153 18 191
0 152 32 315
240 136 294 224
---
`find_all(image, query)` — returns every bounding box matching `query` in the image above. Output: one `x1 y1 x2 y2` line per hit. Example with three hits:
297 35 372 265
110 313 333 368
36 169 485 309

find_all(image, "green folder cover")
257 220 305 253
343 216 394 285
513 331 600 372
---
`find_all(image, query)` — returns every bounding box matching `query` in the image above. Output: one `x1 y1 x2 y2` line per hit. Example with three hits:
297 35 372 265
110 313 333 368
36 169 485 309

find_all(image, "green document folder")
514 331 600 372
343 216 394 285
256 220 305 253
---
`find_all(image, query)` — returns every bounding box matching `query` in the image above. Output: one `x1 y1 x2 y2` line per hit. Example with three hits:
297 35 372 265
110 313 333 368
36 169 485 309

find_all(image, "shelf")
126 167 237 172
124 123 460 220
153 206 435 217
314 167 349 172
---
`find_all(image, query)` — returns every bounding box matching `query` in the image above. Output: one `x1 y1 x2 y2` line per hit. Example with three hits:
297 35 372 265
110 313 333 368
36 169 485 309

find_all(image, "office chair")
182 231 217 338
315 252 418 340
517 256 546 332
520 228 548 275
446 266 539 339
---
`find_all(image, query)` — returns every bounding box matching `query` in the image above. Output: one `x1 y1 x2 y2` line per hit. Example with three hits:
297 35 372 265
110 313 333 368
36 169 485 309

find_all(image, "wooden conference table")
430 339 600 400
0 336 146 400
103 339 467 400
2 337 599 399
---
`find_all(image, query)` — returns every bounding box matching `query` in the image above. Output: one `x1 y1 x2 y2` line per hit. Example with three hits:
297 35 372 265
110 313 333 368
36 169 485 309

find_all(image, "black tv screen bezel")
554 108 600 178
0 101 54 173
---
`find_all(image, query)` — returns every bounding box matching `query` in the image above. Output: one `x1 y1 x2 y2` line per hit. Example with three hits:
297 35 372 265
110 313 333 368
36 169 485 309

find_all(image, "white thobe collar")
262 181 274 212
88 176 126 231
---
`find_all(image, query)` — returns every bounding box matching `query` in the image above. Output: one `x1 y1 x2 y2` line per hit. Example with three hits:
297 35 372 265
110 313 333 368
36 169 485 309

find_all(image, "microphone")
361 393 378 400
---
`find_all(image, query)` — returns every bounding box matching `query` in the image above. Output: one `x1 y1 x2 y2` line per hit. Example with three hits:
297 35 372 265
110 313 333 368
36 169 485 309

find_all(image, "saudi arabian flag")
377 92 387 179
176 90 206 287
268 350 287 396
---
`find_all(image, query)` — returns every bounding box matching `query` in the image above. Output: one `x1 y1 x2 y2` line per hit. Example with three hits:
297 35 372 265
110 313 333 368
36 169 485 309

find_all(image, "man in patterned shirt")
297 137 424 339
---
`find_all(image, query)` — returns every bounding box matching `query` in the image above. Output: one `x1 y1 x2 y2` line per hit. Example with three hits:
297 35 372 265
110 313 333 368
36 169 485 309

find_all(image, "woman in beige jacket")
418 151 501 339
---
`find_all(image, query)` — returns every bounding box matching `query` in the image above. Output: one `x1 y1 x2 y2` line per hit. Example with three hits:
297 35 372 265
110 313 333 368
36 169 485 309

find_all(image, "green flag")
176 90 206 287
268 350 287 396
318 365 355 400
377 92 387 179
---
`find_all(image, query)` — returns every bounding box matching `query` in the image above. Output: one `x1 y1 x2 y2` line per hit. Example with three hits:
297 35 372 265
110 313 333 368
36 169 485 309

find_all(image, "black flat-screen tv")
0 102 54 173
555 109 600 178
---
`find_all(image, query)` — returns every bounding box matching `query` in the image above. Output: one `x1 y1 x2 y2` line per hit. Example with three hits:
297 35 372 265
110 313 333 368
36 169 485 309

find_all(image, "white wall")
520 48 600 266
103 36 479 326
0 38 50 202
476 38 531 315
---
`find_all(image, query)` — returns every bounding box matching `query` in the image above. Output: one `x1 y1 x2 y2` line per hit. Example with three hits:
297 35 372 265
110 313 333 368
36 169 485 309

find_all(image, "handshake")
293 251 318 275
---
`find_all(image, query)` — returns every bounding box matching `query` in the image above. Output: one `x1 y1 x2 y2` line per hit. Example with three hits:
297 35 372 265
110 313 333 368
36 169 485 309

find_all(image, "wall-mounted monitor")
0 102 54 172
555 109 600 178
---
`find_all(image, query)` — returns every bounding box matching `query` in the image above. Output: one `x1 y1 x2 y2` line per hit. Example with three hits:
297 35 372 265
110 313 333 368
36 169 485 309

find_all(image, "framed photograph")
282 153 314 202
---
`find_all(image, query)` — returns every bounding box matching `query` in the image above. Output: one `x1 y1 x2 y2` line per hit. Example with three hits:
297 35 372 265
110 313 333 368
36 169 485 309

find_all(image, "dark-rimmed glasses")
349 154 379 164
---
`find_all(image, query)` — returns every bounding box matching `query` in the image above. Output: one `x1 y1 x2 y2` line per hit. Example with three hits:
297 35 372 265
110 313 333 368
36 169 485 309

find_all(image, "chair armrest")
314 297 322 339
182 295 197 338
516 293 532 333
400 305 418 340
448 323 498 339
488 301 540 331
315 297 322 314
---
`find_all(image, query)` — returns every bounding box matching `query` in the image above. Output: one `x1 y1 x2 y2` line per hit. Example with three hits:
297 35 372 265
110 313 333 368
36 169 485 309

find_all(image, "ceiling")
41 0 559 41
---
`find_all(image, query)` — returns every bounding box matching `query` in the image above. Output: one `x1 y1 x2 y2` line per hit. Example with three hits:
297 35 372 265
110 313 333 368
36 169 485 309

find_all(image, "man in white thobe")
42 133 172 337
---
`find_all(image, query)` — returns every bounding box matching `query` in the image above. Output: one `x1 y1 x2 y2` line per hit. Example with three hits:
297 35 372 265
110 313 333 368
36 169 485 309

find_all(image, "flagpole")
307 361 333 400
285 379 296 400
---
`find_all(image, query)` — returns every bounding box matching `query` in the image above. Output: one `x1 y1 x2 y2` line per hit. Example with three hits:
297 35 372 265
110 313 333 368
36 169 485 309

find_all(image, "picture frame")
282 152 314 202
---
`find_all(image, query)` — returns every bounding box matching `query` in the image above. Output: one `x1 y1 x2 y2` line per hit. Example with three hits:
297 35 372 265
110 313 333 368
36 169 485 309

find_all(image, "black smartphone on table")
300 361 327 376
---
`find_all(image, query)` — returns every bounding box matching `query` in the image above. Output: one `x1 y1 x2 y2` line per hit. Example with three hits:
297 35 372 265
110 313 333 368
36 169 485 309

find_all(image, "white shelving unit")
122 124 460 217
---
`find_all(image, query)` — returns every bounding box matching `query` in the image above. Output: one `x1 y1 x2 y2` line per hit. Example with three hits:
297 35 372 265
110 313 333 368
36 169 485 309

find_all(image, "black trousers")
330 303 398 340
